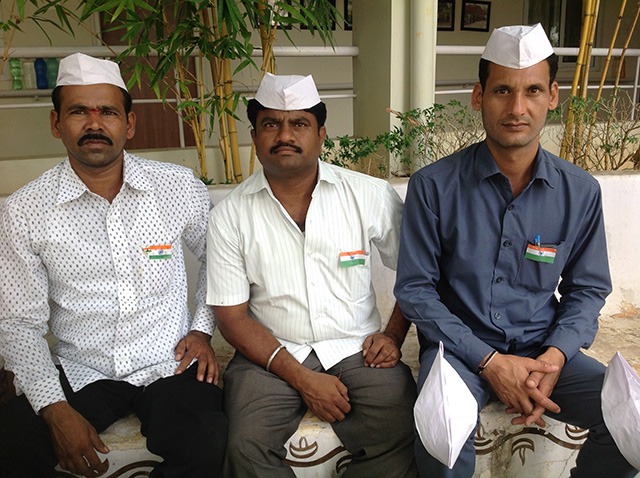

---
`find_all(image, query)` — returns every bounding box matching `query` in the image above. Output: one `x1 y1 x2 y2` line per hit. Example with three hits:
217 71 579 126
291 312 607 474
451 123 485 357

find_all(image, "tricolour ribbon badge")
143 244 172 260
524 244 556 264
339 250 366 268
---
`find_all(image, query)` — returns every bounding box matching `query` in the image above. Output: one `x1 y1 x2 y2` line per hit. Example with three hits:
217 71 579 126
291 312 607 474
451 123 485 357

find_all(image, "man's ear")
250 129 256 143
50 110 61 139
319 125 327 143
471 83 483 112
126 111 136 140
548 81 559 111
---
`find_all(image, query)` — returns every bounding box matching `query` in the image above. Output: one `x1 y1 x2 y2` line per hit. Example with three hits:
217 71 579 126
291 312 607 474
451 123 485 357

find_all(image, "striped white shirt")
206 160 403 369
0 153 214 413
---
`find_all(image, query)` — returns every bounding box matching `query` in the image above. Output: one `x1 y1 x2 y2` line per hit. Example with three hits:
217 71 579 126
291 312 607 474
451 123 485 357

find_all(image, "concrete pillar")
411 0 437 109
352 0 437 176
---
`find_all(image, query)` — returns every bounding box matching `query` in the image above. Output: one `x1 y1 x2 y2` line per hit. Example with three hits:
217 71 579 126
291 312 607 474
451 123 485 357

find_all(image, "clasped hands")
481 347 566 427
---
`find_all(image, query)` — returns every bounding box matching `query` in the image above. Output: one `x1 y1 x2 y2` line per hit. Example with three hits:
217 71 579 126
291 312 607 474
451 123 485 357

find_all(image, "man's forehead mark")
65 104 120 113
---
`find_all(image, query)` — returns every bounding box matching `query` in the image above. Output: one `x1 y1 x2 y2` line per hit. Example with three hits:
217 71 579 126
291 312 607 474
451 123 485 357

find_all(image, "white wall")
1 171 637 332
183 173 639 318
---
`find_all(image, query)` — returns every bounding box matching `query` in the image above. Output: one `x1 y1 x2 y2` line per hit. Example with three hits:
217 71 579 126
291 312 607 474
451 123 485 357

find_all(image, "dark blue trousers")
0 363 227 478
415 345 637 478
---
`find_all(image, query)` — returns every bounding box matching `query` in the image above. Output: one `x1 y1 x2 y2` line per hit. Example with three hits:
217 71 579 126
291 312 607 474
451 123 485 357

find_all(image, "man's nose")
85 108 103 129
276 123 295 143
508 92 526 117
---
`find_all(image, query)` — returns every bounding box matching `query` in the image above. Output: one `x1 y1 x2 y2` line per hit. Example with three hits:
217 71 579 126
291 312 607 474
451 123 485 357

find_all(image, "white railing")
2 44 639 119
434 46 640 107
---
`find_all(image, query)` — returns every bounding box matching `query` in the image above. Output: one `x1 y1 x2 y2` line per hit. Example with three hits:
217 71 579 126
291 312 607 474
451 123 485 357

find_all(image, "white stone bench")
53 402 587 478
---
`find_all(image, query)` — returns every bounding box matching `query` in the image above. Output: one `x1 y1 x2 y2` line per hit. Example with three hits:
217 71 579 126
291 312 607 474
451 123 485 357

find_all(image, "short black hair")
247 98 327 132
52 85 133 117
478 53 558 90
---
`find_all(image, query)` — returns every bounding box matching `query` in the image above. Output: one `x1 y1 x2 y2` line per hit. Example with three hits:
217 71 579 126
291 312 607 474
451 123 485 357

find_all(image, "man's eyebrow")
64 104 120 112
289 116 311 123
259 115 280 124
529 82 547 90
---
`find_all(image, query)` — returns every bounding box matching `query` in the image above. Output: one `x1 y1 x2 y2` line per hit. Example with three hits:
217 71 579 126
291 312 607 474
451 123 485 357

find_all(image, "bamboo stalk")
0 2 19 77
580 0 600 99
220 22 243 183
573 0 600 165
595 0 626 100
612 1 640 91
585 0 626 164
604 0 640 168
198 50 208 180
560 0 595 160
202 6 233 182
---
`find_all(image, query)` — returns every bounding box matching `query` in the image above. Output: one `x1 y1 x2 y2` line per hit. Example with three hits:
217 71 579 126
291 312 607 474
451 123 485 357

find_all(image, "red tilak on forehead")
89 108 99 115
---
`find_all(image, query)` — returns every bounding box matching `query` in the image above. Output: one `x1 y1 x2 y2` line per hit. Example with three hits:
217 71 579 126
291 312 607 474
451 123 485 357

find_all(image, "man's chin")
70 152 121 169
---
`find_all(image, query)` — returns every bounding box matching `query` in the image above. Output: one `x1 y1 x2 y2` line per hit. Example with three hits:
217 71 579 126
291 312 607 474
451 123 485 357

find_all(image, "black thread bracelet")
477 349 498 375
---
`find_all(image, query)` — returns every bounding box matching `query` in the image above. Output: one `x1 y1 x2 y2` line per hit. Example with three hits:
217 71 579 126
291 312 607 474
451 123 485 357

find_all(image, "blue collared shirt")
394 141 611 371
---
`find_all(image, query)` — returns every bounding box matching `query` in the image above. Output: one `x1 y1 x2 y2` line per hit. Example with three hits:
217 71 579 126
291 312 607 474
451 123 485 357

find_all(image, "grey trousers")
223 349 418 478
414 345 638 478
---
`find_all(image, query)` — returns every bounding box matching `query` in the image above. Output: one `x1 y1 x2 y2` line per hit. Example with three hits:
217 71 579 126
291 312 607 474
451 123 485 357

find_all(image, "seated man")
0 53 227 478
207 73 417 477
394 24 637 477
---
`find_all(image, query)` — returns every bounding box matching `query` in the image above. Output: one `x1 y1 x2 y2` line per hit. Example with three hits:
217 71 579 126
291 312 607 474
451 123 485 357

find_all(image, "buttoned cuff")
542 333 582 363
190 308 216 336
453 335 495 373
22 378 66 415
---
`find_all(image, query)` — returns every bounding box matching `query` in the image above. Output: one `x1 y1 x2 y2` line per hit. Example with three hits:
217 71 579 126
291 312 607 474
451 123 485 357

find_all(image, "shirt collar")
122 152 154 192
55 151 153 205
473 141 557 189
56 160 90 204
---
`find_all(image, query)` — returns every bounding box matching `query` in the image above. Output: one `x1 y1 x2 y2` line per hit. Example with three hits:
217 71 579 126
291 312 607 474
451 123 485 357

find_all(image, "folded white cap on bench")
602 351 640 471
414 341 477 469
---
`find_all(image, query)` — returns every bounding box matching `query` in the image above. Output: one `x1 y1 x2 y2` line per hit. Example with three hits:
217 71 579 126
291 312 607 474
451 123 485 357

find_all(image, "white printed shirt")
206 160 403 369
0 152 214 413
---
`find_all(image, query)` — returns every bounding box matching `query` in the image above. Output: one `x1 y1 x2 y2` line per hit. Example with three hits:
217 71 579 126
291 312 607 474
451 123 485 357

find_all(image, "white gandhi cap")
481 23 555 69
254 72 321 110
56 52 128 91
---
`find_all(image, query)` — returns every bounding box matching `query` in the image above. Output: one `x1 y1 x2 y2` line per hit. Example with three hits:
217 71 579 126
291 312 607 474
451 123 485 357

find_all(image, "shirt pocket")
139 242 178 298
515 240 565 292
333 251 372 303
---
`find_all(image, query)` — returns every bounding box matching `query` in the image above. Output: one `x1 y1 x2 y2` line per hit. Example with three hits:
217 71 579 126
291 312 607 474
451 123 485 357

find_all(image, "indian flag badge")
143 244 172 260
339 250 366 268
524 244 556 264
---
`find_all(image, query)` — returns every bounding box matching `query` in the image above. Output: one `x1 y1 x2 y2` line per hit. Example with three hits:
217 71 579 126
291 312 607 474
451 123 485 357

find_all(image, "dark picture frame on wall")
461 1 491 32
300 0 336 30
344 0 352 31
437 0 455 32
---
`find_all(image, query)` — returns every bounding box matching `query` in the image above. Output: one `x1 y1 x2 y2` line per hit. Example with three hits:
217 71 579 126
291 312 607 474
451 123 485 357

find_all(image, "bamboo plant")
559 0 640 170
87 0 340 183
2 0 340 183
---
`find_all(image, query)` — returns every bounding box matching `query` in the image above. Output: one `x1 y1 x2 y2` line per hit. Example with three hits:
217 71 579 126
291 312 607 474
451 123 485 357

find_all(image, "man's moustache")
78 133 113 146
271 143 302 154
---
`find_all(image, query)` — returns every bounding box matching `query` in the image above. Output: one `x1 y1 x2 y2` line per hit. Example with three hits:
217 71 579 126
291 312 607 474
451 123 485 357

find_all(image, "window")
526 0 588 64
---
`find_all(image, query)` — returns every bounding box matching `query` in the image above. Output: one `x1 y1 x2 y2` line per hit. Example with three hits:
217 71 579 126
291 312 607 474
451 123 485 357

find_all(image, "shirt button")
507 205 514 211
496 277 503 283
503 240 511 247
494 312 501 320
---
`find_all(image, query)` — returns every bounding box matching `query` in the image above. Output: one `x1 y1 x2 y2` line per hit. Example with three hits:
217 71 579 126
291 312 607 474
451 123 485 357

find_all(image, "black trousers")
0 363 227 478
